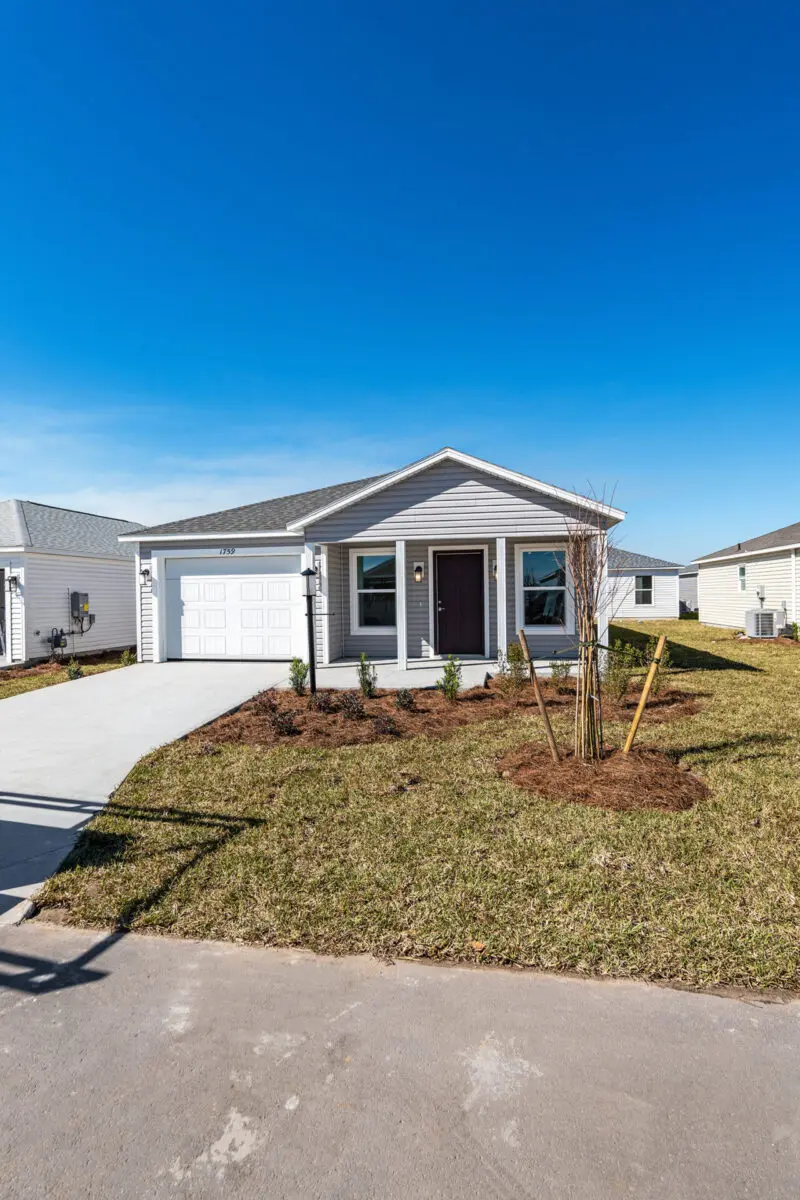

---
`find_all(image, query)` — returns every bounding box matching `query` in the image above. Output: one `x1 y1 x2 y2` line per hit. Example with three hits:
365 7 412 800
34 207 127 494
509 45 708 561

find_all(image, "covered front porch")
316 537 587 672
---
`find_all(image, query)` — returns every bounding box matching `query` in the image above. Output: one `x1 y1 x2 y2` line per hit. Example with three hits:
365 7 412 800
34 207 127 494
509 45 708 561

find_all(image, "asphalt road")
1 923 798 1199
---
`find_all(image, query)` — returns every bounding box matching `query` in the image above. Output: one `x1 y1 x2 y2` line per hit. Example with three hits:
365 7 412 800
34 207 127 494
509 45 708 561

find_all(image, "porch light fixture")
7 573 19 593
138 567 151 587
492 560 498 582
413 561 424 584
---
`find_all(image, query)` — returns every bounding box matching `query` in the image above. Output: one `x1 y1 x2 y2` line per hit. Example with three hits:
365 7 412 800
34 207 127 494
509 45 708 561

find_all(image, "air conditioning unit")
745 609 786 638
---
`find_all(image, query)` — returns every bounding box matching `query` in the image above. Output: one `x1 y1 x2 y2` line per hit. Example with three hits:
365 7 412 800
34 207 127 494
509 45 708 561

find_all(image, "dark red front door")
435 552 484 655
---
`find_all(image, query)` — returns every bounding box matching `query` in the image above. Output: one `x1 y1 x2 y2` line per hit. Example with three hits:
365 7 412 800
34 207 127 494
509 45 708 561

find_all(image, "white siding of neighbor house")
608 569 680 622
698 550 797 628
305 462 607 542
2 555 25 663
679 573 698 613
21 553 137 660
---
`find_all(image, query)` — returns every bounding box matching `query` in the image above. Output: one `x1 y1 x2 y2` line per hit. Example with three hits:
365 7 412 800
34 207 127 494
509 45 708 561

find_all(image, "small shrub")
308 689 337 713
436 655 462 703
340 691 365 720
270 709 298 736
289 657 309 696
603 640 639 701
252 690 279 716
497 643 528 700
66 657 83 681
549 659 572 693
372 712 400 736
790 622 799 642
120 648 136 667
395 687 415 711
357 652 378 699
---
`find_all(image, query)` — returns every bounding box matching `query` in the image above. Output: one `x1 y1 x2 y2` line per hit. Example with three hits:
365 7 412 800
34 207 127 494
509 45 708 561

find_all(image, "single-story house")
679 565 698 614
0 500 142 665
608 549 681 621
694 520 800 629
120 448 625 668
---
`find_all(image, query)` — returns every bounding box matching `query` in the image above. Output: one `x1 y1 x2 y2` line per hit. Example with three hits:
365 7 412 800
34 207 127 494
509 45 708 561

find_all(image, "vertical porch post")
395 539 407 670
597 531 609 652
496 537 507 659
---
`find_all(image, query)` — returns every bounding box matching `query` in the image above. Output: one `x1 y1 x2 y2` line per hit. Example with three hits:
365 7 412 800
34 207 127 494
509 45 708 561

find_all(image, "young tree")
564 491 616 761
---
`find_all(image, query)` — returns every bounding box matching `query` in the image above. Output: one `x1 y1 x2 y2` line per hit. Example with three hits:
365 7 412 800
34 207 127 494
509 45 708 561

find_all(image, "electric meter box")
70 592 90 621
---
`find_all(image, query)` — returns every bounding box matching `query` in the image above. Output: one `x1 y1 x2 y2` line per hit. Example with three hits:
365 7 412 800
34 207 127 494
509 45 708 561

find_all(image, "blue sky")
1 1 798 561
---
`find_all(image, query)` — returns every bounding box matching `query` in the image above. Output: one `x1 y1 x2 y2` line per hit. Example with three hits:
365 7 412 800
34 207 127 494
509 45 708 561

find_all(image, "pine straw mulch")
189 680 702 752
1 650 132 679
498 745 709 812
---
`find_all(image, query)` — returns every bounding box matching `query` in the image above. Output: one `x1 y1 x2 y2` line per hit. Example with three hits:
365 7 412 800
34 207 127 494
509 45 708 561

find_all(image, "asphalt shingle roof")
695 520 800 562
0 500 142 559
608 548 682 571
130 473 389 537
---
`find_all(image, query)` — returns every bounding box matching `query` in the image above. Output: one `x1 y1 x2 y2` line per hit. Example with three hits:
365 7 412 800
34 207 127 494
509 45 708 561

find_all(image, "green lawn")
0 654 130 700
36 622 800 991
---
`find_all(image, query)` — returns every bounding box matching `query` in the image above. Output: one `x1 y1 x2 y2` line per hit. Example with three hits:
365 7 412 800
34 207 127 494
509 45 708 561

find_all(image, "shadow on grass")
609 626 761 672
670 732 789 768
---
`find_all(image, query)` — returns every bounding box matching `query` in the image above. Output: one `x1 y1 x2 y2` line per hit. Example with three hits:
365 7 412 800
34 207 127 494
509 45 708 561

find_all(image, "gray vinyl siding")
305 462 605 542
506 539 579 661
139 549 153 661
609 569 680 621
323 544 345 663
698 551 797 628
679 573 698 613
2 555 25 663
22 552 137 661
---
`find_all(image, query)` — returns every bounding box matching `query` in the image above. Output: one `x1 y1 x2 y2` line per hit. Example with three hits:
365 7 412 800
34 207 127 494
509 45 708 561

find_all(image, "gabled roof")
122 448 626 542
694 520 800 564
609 548 682 571
0 500 142 560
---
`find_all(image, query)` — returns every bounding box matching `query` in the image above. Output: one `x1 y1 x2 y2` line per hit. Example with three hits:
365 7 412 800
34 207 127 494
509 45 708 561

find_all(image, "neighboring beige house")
0 501 141 665
694 520 800 629
608 549 681 621
120 447 625 668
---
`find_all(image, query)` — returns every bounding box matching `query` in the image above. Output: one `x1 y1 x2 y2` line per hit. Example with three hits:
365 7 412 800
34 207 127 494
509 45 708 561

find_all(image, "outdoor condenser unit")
744 609 785 638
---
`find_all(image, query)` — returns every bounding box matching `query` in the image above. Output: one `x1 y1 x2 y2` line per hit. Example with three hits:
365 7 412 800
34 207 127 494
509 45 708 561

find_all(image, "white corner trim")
134 550 143 663
395 540 407 670
514 542 575 636
150 554 164 663
496 537 507 655
427 544 490 657
287 447 626 531
319 545 330 665
348 546 398 637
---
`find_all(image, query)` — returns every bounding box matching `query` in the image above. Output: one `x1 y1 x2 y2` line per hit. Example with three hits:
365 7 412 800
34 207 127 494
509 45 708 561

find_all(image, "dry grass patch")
35 622 800 991
0 651 132 700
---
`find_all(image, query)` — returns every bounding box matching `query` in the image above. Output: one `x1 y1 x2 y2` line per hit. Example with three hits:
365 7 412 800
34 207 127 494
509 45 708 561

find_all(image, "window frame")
634 574 654 606
514 543 574 636
349 546 398 636
738 565 746 592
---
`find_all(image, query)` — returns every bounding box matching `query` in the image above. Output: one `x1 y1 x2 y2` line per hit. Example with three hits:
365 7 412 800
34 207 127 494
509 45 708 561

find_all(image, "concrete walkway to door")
0 661 288 922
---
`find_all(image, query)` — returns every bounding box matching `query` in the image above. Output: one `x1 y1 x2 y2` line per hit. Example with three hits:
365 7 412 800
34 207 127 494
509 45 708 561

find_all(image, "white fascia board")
118 529 300 544
0 546 25 554
693 542 800 566
286 447 626 530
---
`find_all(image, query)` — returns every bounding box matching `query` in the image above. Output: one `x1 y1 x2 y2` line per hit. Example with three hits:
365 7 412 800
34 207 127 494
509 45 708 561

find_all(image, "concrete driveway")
0 662 289 920
1 923 798 1199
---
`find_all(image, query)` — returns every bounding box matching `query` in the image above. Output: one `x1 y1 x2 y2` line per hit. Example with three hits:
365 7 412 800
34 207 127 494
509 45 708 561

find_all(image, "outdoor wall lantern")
413 562 424 584
138 567 151 587
492 560 498 581
7 573 19 593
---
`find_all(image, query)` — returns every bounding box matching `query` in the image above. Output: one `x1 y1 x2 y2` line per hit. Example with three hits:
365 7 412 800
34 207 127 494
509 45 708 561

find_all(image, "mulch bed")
1 650 131 680
189 680 701 752
498 745 708 812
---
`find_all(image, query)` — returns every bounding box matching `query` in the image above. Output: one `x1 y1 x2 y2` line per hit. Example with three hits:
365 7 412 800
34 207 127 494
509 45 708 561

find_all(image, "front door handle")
437 604 445 612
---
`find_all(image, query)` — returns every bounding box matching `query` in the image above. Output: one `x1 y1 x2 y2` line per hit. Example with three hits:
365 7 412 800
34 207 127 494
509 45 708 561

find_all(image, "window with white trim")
519 549 567 629
738 565 746 592
635 574 653 605
350 550 396 633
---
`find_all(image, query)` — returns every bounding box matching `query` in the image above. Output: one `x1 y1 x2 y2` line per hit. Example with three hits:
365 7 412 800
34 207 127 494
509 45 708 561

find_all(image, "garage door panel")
166 559 306 661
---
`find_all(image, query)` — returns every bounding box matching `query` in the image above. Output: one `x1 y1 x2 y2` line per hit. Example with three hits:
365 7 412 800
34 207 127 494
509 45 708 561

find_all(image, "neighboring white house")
694 520 800 629
120 447 625 668
0 501 142 665
679 565 698 615
608 549 681 621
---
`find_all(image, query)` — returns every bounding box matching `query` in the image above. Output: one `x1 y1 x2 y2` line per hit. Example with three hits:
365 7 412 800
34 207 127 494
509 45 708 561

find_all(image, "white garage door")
165 554 306 660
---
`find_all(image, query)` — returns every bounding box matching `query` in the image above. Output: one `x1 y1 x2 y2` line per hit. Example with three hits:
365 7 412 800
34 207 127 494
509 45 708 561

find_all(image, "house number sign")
218 547 237 555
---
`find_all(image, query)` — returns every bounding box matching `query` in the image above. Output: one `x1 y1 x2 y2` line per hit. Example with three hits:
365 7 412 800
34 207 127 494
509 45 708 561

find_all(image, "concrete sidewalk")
1 923 798 1199
0 661 288 920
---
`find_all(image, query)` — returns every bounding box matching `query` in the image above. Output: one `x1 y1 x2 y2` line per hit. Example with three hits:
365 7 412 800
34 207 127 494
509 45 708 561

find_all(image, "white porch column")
496 537 507 659
395 539 407 670
597 532 609 652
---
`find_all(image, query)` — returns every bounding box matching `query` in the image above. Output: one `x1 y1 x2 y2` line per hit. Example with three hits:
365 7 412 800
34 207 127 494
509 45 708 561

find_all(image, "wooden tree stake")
623 634 667 754
517 630 561 763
